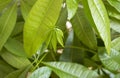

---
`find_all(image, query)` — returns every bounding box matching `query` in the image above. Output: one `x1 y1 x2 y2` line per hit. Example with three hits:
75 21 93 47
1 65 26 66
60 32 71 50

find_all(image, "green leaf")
24 0 63 57
99 48 120 72
107 0 120 13
66 0 79 20
29 67 52 78
87 0 111 53
112 37 120 51
60 30 85 63
115 73 120 78
0 59 15 78
20 0 37 20
110 19 120 33
43 62 99 78
5 65 31 78
11 22 24 37
1 50 31 69
106 4 120 20
56 7 67 31
0 0 12 12
4 38 27 57
71 8 97 50
0 1 17 50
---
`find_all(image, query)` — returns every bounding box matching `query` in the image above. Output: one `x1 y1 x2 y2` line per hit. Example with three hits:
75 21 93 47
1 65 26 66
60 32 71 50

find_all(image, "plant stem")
31 52 48 71
65 46 97 54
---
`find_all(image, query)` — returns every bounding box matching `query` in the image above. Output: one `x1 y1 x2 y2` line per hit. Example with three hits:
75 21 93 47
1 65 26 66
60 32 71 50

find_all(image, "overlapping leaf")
0 59 15 78
0 1 17 50
43 62 99 78
1 50 31 69
87 0 111 53
66 0 79 20
20 0 37 20
71 8 97 50
5 65 31 78
99 48 120 72
110 19 120 33
4 38 27 57
29 67 52 78
107 0 120 13
24 0 63 56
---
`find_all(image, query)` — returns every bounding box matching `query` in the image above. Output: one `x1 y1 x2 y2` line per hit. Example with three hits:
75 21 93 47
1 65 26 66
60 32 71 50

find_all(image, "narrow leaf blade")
0 1 17 50
87 0 111 53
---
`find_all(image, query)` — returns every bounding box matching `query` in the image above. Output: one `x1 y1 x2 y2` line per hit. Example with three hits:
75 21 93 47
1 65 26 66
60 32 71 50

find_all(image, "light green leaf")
99 48 120 72
55 29 64 47
110 19 120 33
43 62 99 78
107 0 120 13
71 8 97 50
56 7 67 31
87 0 111 53
29 67 52 78
112 37 120 51
1 50 31 69
0 1 17 50
20 0 37 20
24 0 63 57
4 38 27 57
66 0 79 20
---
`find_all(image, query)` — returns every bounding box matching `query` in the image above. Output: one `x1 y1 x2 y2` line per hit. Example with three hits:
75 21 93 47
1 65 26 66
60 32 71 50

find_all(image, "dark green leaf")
0 59 15 78
71 8 97 50
1 50 31 69
4 38 27 57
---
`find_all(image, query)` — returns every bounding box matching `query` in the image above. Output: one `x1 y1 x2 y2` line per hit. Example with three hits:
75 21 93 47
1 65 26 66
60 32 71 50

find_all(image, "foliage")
0 0 120 78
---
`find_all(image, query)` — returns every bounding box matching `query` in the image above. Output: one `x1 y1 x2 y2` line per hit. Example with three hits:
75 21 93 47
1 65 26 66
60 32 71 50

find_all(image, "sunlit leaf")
43 62 99 78
29 67 52 78
99 48 120 72
110 19 120 33
60 30 85 63
0 1 17 50
4 38 27 57
112 37 120 51
24 0 63 56
66 0 79 20
87 0 111 53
